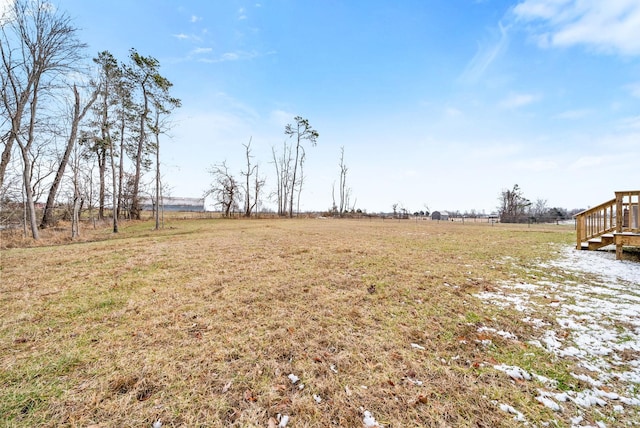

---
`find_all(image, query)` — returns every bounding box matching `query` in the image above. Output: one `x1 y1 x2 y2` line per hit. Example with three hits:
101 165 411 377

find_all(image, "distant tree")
271 141 293 216
206 161 238 217
252 163 266 217
548 207 568 221
337 146 352 216
284 116 318 217
240 138 264 217
530 198 549 222
498 184 531 223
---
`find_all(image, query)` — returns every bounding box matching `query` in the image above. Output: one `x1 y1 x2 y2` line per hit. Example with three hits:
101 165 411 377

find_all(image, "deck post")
615 192 623 259
576 215 583 249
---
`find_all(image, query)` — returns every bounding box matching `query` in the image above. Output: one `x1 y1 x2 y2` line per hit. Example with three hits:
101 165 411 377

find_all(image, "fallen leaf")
268 417 278 428
222 381 232 393
243 389 256 402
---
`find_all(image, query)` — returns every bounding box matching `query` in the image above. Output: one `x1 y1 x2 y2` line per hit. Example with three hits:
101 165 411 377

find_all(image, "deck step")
585 233 615 250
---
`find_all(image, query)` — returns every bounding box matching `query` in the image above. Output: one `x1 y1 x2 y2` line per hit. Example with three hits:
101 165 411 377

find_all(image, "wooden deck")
574 190 640 260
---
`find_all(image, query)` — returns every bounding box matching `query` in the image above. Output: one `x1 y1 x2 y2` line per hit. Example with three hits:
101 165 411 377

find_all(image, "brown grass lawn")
0 218 589 427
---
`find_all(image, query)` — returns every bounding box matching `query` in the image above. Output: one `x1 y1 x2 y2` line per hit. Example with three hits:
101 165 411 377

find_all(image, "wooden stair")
583 233 615 251
574 191 640 260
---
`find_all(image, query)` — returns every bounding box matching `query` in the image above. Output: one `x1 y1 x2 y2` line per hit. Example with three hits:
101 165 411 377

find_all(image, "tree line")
0 0 180 239
497 184 578 223
205 116 359 219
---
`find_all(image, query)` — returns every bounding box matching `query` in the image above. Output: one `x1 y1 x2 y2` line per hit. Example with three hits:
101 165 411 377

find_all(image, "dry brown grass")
0 218 586 426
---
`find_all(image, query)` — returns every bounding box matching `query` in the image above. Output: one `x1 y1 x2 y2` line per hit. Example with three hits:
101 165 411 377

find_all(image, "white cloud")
569 156 605 170
618 115 640 130
460 21 509 83
627 82 640 98
191 47 212 55
555 109 592 119
513 0 640 55
190 15 202 23
221 52 239 61
173 32 204 44
198 50 272 64
238 7 247 20
499 92 541 108
269 110 295 128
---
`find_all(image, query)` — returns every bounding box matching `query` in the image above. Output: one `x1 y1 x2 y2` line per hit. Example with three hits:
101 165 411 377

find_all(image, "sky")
6 0 640 214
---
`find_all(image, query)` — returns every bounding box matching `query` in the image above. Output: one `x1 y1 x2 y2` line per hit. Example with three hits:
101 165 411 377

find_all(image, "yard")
1 218 638 427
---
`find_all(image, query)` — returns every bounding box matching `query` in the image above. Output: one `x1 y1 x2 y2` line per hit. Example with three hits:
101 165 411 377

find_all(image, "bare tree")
337 146 352 216
206 161 239 218
531 198 548 222
498 184 531 223
240 138 258 217
253 163 266 217
40 84 97 228
271 141 293 216
0 0 86 238
241 138 256 217
284 116 318 217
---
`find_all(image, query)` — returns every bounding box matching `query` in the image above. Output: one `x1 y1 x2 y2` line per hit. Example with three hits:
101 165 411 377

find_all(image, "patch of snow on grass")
494 364 532 381
476 246 640 423
495 402 527 422
536 390 562 411
362 410 382 427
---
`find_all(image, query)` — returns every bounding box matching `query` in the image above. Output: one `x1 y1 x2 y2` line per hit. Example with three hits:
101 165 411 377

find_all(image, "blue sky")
24 1 640 213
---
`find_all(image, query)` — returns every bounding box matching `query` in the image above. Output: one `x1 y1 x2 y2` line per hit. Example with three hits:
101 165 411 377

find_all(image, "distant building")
431 211 449 221
142 197 205 212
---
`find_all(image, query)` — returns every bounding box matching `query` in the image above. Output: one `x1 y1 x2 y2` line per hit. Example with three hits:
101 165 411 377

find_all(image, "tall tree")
40 84 97 228
284 116 318 217
149 92 180 230
113 67 135 223
241 138 257 217
124 49 177 220
253 163 266 217
337 146 351 216
0 0 86 238
91 50 123 232
271 141 293 216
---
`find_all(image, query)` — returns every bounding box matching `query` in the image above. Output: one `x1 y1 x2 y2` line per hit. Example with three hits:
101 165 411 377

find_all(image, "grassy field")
1 217 616 427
